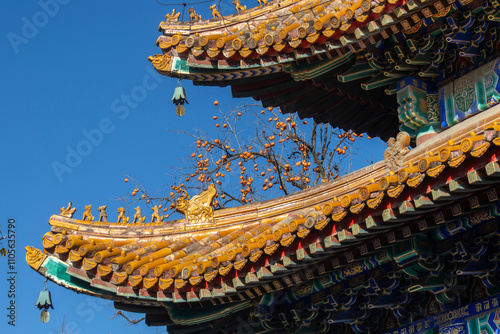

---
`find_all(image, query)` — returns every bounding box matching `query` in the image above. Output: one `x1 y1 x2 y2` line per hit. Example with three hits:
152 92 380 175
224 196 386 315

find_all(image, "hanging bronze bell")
171 85 189 117
36 288 53 323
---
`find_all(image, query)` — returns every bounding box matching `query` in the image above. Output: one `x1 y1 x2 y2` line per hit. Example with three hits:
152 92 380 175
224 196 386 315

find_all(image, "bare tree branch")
121 104 361 216
111 310 146 325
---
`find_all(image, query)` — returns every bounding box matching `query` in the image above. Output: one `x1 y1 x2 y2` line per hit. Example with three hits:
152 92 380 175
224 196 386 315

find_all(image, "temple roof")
26 105 500 332
149 0 500 140
24 1 500 330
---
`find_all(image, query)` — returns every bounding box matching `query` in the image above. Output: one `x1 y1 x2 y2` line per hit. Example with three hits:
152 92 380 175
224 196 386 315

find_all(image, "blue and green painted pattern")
440 57 500 128
42 257 104 296
388 294 500 334
397 76 439 139
282 52 353 81
170 56 284 82
162 300 252 325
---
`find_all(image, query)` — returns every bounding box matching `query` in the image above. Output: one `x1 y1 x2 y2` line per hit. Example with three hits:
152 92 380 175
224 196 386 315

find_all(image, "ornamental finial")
116 207 130 224
209 4 222 19
59 202 76 218
383 131 411 171
232 0 246 13
165 8 180 22
188 7 201 21
174 185 217 223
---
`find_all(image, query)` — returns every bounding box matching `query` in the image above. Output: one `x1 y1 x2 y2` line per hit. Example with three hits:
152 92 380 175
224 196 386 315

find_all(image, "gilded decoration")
440 325 465 334
164 8 180 22
59 202 76 218
209 4 222 19
294 282 314 297
148 54 172 72
174 185 217 223
342 262 366 277
25 246 47 270
454 76 476 113
426 94 440 123
232 0 246 13
188 7 201 21
151 205 163 223
116 207 129 224
82 205 94 221
469 209 494 226
383 131 410 171
433 305 470 326
132 207 146 224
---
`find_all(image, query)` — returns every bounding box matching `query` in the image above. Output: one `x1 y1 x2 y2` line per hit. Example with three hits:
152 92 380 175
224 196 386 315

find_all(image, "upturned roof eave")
26 104 500 308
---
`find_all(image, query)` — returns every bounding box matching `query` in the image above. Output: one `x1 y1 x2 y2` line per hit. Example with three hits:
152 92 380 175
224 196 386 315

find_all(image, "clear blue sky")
0 1 385 333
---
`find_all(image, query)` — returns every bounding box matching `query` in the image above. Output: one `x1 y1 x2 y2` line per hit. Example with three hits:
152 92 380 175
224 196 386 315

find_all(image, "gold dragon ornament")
174 185 217 223
25 246 47 270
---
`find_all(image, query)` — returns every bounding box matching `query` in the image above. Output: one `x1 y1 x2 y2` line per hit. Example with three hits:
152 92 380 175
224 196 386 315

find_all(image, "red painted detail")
297 241 302 249
329 30 343 40
265 258 269 267
348 219 354 228
314 35 328 45
331 224 337 235
187 56 216 66
342 20 363 35
468 167 475 173
491 154 497 162
298 40 311 49
386 0 405 12
263 48 278 58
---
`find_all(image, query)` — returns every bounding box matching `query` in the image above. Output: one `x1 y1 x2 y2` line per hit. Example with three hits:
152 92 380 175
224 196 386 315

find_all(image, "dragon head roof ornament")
174 184 217 223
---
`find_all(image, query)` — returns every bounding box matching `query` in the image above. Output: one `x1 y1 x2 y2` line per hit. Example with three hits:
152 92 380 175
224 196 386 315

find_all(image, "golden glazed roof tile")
28 106 500 305
152 0 422 70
